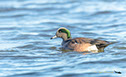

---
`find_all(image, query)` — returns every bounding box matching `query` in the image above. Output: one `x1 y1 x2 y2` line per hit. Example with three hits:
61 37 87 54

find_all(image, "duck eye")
59 30 62 33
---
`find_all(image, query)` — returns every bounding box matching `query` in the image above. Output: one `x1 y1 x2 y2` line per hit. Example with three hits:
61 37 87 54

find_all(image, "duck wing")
74 37 111 49
63 37 111 50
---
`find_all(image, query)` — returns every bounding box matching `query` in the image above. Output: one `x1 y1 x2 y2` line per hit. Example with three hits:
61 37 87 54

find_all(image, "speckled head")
51 27 71 41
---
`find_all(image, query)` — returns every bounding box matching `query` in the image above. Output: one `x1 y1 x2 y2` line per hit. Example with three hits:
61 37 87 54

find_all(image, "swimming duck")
51 27 111 52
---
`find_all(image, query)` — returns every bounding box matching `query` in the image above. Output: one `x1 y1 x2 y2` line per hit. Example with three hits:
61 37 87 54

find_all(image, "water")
0 0 126 77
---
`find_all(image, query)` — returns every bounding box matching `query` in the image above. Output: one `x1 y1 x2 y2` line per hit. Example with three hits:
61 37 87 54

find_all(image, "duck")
51 27 111 52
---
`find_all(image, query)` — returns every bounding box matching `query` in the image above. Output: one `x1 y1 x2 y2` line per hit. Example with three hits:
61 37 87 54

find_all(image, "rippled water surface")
0 0 126 77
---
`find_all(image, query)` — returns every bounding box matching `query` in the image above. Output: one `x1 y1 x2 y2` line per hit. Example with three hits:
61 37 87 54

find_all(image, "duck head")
51 27 71 41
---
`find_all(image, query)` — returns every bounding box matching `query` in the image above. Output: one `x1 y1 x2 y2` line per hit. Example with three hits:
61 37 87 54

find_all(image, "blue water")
0 0 126 77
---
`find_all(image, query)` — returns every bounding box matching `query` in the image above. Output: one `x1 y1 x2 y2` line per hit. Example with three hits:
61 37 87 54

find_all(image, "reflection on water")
0 0 126 77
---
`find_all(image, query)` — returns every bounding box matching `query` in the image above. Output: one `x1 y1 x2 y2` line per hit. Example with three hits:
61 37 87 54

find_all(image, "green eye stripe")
59 29 71 38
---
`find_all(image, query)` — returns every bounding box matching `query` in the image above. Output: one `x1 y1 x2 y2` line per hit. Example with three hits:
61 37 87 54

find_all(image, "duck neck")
62 34 71 41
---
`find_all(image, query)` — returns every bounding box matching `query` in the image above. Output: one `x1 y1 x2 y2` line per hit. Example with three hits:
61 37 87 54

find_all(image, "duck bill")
50 35 57 39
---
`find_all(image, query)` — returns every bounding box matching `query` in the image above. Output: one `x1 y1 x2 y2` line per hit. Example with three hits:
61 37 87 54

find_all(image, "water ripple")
0 0 126 77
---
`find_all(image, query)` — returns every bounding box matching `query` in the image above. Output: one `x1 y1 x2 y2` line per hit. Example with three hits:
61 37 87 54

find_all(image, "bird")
50 27 111 52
